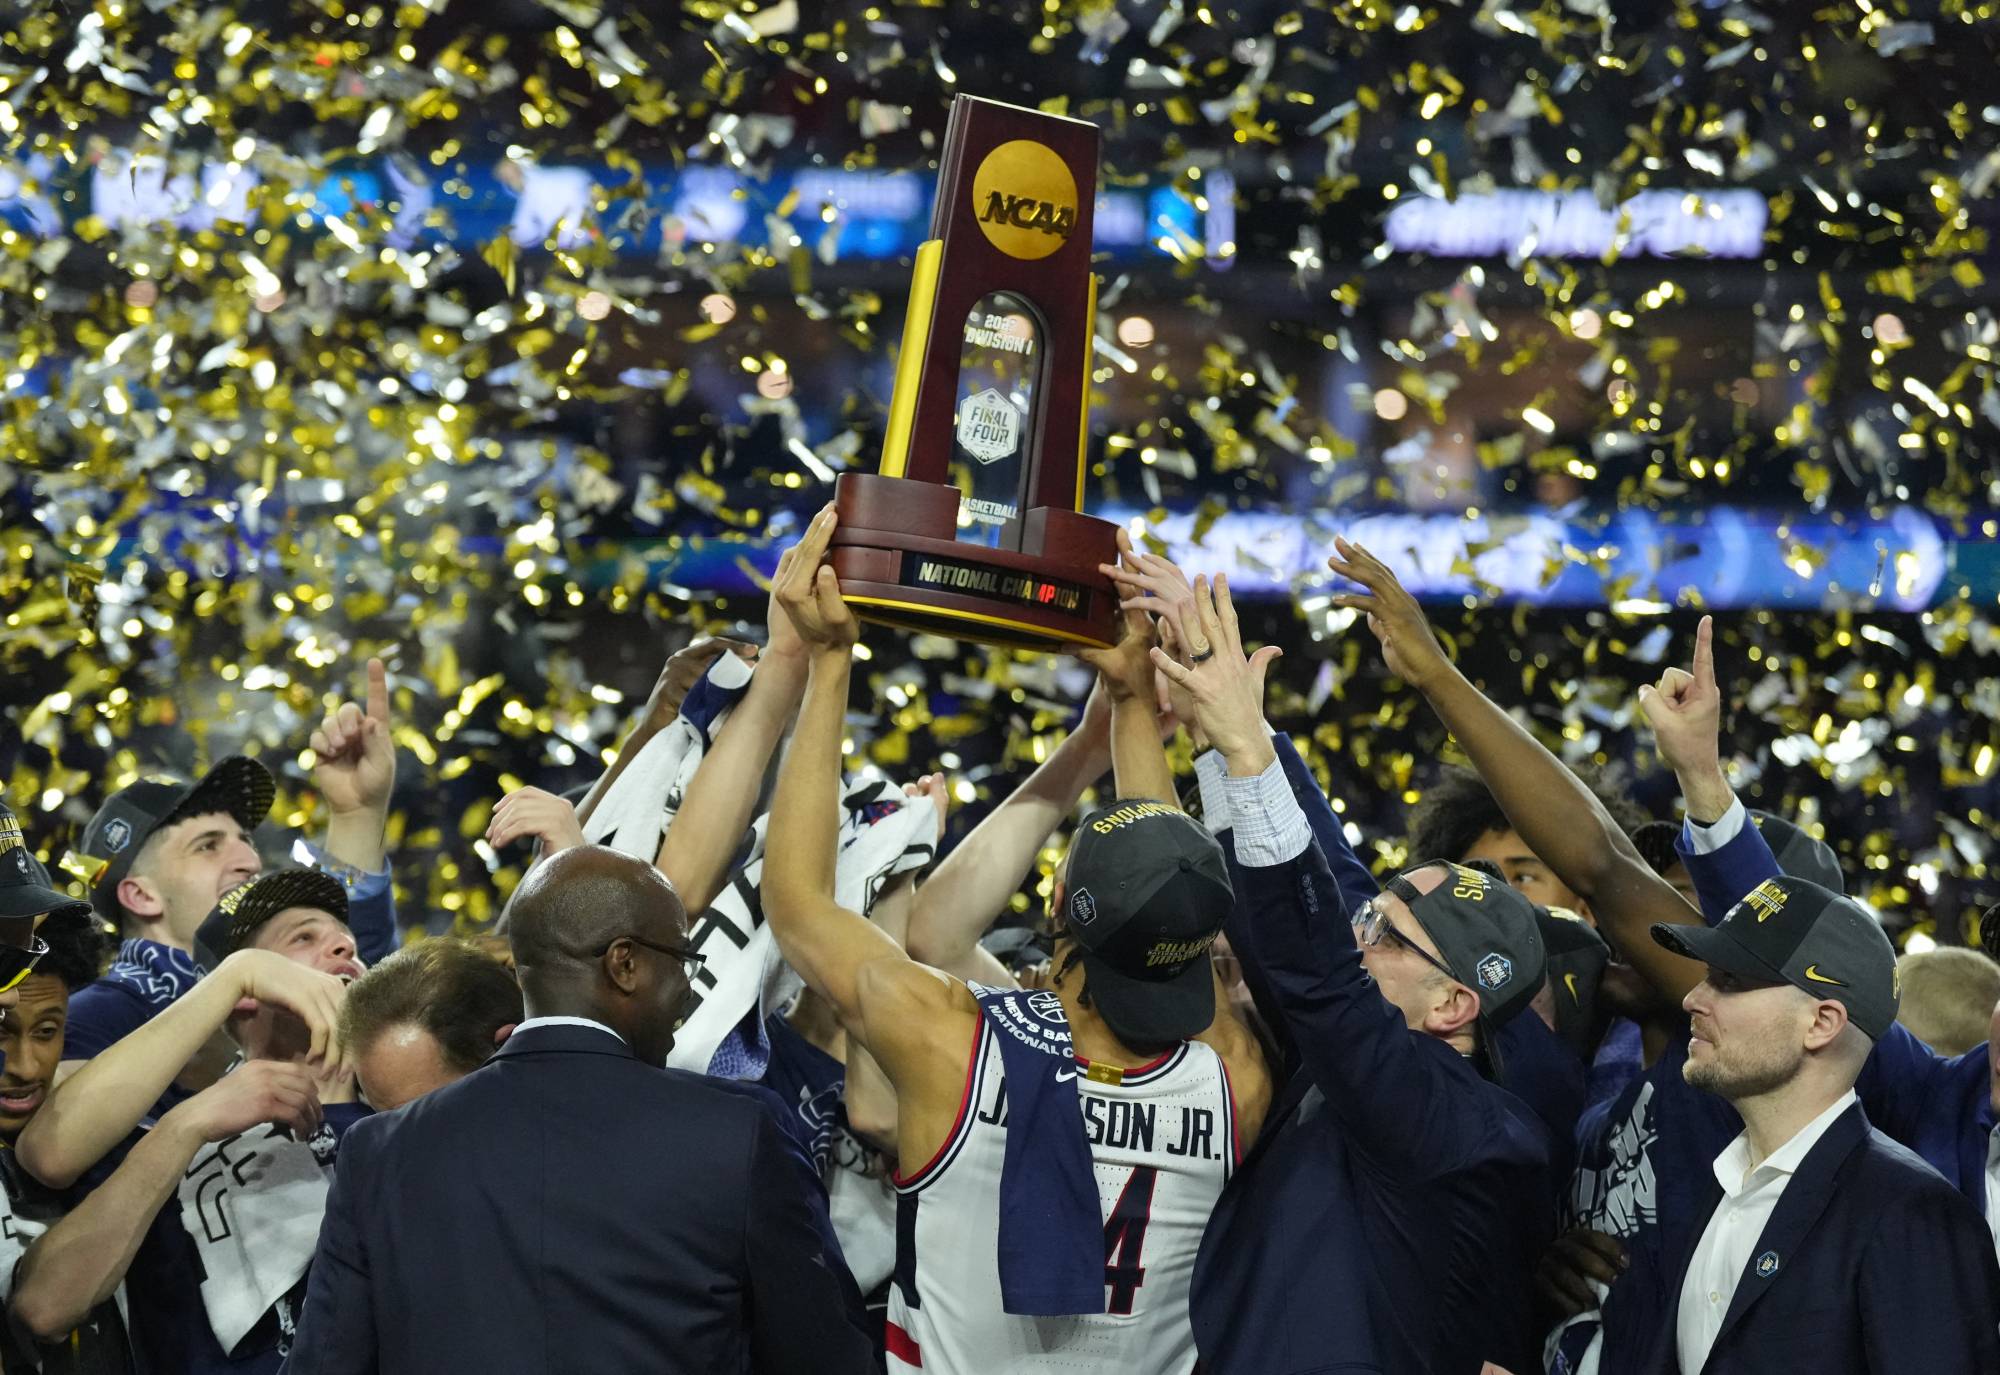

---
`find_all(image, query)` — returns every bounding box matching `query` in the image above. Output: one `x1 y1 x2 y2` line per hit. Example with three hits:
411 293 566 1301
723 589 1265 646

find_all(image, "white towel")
579 655 936 1073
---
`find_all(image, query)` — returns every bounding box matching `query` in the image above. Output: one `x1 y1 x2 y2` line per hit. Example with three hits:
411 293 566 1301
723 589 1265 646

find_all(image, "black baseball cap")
1062 800 1234 1047
70 757 276 915
1650 875 1898 1039
1748 811 1844 893
1390 862 1549 1036
194 867 350 971
0 802 91 924
1538 906 1610 1053
1634 812 1843 893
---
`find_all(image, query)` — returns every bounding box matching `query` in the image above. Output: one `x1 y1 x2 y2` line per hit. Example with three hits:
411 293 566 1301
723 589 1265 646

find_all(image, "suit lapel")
1708 1102 1869 1354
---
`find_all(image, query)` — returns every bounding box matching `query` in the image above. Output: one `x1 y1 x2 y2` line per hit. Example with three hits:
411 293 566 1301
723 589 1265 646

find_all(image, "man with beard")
1645 879 1998 1371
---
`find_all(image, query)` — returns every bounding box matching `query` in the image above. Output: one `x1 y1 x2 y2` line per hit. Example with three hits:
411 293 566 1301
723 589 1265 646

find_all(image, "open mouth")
0 1084 46 1115
330 961 363 984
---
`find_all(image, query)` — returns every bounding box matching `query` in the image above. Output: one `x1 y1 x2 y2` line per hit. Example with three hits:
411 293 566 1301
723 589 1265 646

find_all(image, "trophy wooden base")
828 471 1122 649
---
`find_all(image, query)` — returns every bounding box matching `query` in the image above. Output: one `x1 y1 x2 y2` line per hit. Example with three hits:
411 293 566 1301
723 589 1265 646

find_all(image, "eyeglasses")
1351 893 1460 987
593 934 707 983
0 936 50 996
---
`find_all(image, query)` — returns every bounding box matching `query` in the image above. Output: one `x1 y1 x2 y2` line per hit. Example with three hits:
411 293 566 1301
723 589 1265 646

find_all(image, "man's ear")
117 874 165 921
1423 982 1481 1040
1802 997 1850 1053
601 941 642 996
493 1022 517 1047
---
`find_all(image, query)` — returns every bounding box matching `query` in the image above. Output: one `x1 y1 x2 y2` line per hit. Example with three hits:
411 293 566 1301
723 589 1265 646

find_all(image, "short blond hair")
1895 946 2000 1055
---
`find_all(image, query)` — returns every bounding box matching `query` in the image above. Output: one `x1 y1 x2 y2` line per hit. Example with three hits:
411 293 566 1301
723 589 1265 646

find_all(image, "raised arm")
758 507 977 1143
1327 538 1705 1005
904 688 1110 981
654 562 816 915
309 657 400 963
312 657 396 877
1079 529 1178 805
17 951 345 1188
573 638 753 830
1635 615 1737 824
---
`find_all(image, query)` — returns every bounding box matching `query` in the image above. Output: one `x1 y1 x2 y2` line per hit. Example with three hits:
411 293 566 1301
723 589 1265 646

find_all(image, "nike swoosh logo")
1054 1069 1078 1082
1803 965 1846 986
1563 973 1580 1001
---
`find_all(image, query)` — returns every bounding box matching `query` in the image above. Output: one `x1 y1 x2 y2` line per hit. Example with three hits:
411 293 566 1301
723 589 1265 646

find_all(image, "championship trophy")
828 95 1122 649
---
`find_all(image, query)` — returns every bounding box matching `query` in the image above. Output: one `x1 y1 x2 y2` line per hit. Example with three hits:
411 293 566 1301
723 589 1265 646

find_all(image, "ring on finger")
1190 647 1215 664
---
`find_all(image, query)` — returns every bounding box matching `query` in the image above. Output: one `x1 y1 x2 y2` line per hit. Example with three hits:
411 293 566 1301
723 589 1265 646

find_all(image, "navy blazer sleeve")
279 1116 381 1375
1234 831 1508 1180
1860 1176 2000 1373
743 1108 874 1375
1676 814 1781 923
1219 734 1379 1073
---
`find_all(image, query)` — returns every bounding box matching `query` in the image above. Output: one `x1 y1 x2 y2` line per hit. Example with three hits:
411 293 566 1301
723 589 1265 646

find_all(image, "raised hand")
216 949 350 1070
312 657 396 817
1100 539 1200 662
1636 615 1734 821
1636 615 1722 778
641 637 759 733
1326 537 1452 691
772 505 859 654
487 785 587 856
1075 529 1162 702
173 1059 325 1143
1148 574 1281 774
902 772 951 846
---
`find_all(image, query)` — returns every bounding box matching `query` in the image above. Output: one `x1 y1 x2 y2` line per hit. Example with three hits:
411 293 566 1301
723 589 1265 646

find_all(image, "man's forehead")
160 811 247 848
2 974 67 1018
254 905 352 943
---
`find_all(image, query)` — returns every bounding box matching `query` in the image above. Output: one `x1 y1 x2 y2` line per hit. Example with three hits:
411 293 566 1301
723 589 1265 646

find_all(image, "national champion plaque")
827 95 1121 649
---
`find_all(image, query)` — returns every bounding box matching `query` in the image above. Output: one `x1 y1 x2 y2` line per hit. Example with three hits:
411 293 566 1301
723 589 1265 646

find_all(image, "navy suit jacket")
1191 816 1553 1374
1645 1101 2000 1374
279 1023 874 1375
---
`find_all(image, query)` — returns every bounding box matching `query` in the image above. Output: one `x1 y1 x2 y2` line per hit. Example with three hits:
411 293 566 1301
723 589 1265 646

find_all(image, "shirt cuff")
1681 796 1747 855
1220 756 1313 867
1193 751 1234 834
293 838 391 899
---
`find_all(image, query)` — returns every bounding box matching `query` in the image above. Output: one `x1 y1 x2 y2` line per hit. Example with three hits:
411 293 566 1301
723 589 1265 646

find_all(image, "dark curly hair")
36 908 114 993
1404 763 1650 867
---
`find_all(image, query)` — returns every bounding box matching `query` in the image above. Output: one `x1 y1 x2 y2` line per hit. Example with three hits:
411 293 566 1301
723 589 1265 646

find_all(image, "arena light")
1373 389 1409 421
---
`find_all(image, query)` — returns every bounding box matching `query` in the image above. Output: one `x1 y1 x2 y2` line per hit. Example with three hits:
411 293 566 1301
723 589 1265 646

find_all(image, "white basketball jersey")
885 1019 1238 1373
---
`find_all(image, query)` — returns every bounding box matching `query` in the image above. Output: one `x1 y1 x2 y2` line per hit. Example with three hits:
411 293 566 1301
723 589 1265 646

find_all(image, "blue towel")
970 984 1104 1316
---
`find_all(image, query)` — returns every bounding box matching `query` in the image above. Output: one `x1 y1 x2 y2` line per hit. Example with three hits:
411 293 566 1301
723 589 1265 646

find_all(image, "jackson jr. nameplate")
827 94 1121 649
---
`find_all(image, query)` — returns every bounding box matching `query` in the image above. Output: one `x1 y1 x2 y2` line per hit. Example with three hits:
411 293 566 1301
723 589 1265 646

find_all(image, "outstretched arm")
1079 529 1179 805
655 555 818 915
19 952 345 1188
1328 538 1704 1005
758 508 978 1171
574 638 754 829
904 688 1110 981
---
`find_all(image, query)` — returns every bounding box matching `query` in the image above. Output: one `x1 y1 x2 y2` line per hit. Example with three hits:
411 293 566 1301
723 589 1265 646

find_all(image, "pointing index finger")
1693 615 1715 693
365 657 389 725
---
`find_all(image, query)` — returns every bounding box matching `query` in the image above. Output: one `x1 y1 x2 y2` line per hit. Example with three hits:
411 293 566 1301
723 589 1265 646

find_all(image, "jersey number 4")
1102 1165 1158 1315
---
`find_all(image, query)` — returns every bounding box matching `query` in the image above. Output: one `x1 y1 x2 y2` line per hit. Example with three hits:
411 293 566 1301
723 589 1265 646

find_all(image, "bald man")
284 846 872 1375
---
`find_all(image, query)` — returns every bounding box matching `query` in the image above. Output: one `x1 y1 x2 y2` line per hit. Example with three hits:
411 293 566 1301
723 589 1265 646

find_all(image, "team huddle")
0 510 1993 1374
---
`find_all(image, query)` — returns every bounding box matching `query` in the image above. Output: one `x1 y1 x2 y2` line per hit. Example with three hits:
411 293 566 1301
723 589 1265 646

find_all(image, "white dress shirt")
511 1015 626 1045
1682 795 1748 853
1677 1089 1857 1373
1985 1124 2000 1266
